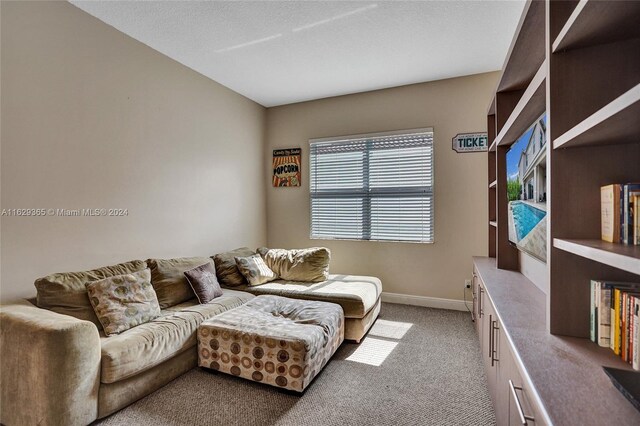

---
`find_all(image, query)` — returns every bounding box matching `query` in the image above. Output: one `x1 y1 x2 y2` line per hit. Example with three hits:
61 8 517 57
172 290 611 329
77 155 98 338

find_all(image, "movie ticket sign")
452 132 488 153
272 148 301 187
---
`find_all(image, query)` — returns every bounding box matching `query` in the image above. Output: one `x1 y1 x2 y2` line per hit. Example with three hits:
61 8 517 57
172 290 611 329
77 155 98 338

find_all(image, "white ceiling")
70 1 525 107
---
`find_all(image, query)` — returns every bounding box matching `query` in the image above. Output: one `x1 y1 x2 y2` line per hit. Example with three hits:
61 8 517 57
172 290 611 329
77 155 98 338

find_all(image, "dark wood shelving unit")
494 62 546 147
552 0 640 53
554 238 640 275
479 0 640 424
553 84 640 149
548 0 640 337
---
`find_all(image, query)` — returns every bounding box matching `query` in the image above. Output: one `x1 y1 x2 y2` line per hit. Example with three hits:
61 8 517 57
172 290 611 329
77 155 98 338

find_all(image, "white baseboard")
381 292 469 312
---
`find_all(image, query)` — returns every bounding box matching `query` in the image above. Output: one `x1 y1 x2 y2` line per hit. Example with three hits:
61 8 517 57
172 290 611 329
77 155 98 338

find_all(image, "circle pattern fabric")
197 295 344 392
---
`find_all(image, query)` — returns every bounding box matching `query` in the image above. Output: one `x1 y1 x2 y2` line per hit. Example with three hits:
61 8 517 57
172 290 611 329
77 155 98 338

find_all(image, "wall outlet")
464 279 471 289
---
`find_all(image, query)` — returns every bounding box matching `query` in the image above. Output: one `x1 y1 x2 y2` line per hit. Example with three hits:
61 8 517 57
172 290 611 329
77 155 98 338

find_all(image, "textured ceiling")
70 1 525 107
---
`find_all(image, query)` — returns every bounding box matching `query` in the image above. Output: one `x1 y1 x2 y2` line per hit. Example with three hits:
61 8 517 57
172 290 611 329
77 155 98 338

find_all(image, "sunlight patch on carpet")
345 337 398 366
367 319 413 339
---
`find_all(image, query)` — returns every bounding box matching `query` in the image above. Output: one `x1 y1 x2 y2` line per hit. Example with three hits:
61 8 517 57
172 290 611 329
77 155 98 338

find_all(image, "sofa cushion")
212 247 255 287
87 269 161 336
35 259 147 328
235 254 277 286
184 262 223 304
147 257 211 308
99 289 253 383
232 274 381 318
257 247 330 282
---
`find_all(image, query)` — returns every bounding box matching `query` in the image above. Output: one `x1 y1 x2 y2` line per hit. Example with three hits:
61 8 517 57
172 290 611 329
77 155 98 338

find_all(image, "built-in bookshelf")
480 1 640 422
487 0 640 338
548 0 640 338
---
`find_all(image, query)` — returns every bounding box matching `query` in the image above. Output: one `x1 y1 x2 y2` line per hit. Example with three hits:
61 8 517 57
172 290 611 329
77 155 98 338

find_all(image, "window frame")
308 127 435 244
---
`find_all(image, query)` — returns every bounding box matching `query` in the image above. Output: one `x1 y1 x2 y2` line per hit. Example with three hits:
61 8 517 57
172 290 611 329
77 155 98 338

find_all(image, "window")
309 129 434 243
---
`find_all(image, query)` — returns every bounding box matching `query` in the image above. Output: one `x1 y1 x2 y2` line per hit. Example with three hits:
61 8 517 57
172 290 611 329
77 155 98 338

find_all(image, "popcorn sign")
272 148 301 187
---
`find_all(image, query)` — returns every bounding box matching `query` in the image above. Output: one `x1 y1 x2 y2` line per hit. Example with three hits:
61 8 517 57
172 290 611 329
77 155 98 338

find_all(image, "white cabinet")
474 267 546 426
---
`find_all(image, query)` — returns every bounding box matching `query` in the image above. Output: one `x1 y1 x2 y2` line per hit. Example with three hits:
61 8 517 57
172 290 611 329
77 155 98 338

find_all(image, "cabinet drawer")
502 344 547 426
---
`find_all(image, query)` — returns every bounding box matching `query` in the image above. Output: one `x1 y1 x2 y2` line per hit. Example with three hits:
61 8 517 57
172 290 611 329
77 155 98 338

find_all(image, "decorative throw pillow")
212 247 256 287
184 262 223 304
234 254 277 286
86 268 161 336
35 259 147 329
256 247 330 282
147 257 210 308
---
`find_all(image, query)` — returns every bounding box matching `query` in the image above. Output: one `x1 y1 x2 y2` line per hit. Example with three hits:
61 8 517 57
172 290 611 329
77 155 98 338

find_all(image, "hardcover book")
623 184 640 245
601 184 622 243
598 282 612 348
635 194 640 245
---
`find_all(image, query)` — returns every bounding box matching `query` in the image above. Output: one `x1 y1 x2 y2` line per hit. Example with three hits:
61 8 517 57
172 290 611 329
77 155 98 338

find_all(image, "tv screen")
506 113 547 262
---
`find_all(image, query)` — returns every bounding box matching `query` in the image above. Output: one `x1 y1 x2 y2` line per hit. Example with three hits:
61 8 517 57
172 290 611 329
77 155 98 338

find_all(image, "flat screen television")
506 113 547 262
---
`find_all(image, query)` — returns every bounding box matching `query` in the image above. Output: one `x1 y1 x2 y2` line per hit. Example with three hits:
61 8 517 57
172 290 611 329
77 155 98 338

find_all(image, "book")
631 294 635 365
631 297 640 370
603 367 640 411
635 194 640 245
601 184 622 243
598 282 612 348
591 280 597 343
610 283 640 355
623 184 640 245
630 294 638 368
623 291 629 361
623 292 640 362
626 293 640 363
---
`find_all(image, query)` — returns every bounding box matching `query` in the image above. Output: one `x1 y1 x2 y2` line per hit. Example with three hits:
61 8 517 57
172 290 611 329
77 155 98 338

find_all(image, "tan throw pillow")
147 257 210 308
184 262 223 304
86 268 160 336
212 247 256 287
35 260 147 328
257 247 330 282
234 254 277 286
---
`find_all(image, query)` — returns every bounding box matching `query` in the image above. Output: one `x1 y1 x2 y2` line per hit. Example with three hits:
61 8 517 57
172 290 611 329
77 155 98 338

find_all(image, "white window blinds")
309 129 434 243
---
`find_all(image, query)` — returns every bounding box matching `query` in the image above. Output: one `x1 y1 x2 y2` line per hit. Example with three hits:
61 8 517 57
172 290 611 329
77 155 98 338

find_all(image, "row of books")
590 280 640 370
600 183 640 244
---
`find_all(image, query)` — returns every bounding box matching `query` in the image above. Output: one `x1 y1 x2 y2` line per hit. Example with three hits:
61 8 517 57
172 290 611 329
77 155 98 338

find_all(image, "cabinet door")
503 345 542 425
496 320 515 426
482 299 498 406
472 269 478 323
475 272 485 339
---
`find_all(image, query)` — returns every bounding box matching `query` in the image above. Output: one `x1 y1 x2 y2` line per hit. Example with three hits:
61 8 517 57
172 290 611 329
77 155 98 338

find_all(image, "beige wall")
0 2 266 302
265 72 498 301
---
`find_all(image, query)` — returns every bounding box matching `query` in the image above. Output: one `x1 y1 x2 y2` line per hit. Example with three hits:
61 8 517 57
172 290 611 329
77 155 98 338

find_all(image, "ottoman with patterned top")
197 295 344 392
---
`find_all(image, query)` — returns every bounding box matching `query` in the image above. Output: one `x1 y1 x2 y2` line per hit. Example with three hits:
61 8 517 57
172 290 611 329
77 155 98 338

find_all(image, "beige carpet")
95 303 495 426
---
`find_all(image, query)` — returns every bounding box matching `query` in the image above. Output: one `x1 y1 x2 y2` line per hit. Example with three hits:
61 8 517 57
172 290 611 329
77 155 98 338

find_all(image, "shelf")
553 83 640 149
495 0 546 92
552 0 640 53
553 239 640 275
495 61 546 147
488 139 496 152
489 180 497 189
489 221 497 228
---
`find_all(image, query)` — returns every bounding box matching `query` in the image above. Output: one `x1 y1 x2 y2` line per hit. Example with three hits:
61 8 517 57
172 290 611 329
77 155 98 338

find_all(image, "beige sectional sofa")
233 274 382 342
0 251 382 426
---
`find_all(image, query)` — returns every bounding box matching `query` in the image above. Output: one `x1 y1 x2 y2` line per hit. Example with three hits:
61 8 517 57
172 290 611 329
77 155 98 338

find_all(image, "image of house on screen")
518 116 547 202
506 114 547 262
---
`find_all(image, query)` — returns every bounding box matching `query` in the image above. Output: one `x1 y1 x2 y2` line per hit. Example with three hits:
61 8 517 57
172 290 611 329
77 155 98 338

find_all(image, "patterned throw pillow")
212 247 256 287
184 262 223 304
234 254 277 286
86 268 161 336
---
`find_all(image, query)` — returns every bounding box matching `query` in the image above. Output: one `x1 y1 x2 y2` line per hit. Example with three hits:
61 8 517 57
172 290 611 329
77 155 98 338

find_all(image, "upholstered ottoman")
198 295 344 392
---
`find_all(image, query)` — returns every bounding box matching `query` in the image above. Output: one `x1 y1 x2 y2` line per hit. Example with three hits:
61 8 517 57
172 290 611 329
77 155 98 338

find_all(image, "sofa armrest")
0 302 100 426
